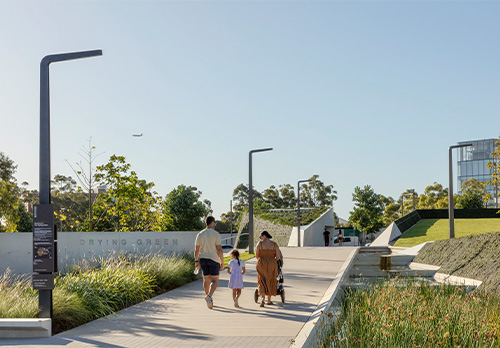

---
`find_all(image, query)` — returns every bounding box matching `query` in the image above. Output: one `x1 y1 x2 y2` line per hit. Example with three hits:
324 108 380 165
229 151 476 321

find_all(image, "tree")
162 185 210 231
417 182 448 209
348 185 384 234
90 155 160 231
456 178 487 209
300 175 337 207
486 135 500 208
398 189 418 216
232 183 262 214
67 138 104 231
0 152 20 232
51 175 87 231
379 195 400 226
16 202 33 232
279 184 296 208
262 185 283 209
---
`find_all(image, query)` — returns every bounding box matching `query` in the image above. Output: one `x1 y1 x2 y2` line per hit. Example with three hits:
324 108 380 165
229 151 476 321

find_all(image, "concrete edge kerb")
291 247 360 348
0 319 51 338
434 272 483 287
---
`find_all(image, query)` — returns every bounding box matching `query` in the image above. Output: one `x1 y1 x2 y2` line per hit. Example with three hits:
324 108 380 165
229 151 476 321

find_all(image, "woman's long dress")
257 248 277 297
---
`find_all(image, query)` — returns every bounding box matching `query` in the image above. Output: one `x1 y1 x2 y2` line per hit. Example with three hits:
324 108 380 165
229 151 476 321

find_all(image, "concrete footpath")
1 247 356 348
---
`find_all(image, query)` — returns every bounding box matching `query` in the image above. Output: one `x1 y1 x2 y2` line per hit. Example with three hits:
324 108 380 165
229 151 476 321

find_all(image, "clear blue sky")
1 1 499 221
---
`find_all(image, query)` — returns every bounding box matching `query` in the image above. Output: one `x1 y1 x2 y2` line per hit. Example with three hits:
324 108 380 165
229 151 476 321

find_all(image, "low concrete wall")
288 208 336 247
0 231 199 275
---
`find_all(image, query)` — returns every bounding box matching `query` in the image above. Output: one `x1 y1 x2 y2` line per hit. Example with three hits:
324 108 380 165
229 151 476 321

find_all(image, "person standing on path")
227 249 246 308
256 231 281 307
337 229 343 246
323 227 331 246
194 216 224 309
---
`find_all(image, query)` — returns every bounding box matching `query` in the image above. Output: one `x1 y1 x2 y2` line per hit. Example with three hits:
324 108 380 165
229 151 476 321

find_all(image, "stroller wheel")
280 287 285 303
254 289 259 303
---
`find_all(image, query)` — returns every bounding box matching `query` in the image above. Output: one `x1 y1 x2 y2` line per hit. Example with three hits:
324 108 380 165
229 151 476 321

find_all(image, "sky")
1 0 500 221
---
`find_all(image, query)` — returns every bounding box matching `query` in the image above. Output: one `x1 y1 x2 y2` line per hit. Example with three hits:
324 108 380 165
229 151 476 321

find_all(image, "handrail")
221 232 248 245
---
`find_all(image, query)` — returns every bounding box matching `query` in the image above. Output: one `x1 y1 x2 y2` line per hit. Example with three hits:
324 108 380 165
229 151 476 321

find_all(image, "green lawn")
223 252 254 269
394 218 500 247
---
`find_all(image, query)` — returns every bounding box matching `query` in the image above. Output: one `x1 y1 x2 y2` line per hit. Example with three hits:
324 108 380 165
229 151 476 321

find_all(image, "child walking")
227 249 245 308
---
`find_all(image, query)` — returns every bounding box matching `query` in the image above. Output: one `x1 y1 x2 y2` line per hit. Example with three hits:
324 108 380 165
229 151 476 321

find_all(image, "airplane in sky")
132 133 143 137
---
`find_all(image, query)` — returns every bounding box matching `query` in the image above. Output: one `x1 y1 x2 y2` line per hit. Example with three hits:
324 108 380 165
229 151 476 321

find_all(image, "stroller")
254 253 285 304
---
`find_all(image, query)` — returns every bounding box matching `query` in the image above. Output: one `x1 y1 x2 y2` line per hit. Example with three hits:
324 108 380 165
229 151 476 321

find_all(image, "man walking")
194 216 224 309
323 227 331 246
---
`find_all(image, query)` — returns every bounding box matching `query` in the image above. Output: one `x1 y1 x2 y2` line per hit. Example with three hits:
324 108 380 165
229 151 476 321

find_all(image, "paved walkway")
1 247 356 348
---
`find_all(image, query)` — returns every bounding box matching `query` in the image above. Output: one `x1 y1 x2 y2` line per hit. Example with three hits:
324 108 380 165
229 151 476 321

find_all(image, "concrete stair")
349 246 438 278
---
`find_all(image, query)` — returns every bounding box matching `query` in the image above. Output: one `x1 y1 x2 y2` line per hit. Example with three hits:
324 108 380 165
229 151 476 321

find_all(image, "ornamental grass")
0 252 196 334
317 280 500 348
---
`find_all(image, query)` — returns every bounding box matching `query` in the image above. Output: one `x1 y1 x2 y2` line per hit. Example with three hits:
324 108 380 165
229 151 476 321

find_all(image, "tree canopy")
0 153 21 232
348 185 384 234
89 155 160 231
162 185 210 231
417 182 448 209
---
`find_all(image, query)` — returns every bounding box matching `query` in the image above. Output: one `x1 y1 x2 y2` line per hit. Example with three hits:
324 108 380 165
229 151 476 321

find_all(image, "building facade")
457 138 499 207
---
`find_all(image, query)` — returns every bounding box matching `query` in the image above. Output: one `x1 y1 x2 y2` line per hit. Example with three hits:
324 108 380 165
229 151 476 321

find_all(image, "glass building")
457 138 499 207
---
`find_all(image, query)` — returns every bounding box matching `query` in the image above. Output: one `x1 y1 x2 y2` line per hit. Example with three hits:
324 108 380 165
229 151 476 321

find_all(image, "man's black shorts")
200 258 220 276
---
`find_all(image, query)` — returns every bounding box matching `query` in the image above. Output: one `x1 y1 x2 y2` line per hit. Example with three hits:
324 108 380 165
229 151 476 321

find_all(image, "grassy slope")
394 218 500 247
413 231 500 295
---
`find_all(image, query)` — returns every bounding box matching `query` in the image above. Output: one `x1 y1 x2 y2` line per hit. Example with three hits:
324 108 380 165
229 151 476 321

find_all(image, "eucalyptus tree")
299 175 337 207
417 182 448 209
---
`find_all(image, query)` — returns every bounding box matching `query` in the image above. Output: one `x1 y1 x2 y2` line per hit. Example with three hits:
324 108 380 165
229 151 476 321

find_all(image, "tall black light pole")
37 50 102 319
248 148 273 254
297 179 312 247
448 143 472 239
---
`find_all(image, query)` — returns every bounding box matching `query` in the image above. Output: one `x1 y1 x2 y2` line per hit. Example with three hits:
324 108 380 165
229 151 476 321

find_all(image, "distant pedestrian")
338 230 343 246
227 249 246 308
323 227 331 246
194 216 224 309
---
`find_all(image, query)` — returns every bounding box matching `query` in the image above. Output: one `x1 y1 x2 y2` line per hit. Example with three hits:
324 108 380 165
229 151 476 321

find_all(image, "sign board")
32 273 54 290
33 204 55 273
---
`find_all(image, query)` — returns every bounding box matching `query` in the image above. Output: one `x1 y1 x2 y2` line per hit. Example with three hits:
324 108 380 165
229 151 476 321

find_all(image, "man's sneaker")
234 298 239 308
205 295 213 309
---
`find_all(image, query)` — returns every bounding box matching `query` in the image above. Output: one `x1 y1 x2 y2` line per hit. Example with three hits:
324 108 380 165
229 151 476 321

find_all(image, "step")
349 263 440 279
358 246 391 254
0 319 51 338
354 254 415 268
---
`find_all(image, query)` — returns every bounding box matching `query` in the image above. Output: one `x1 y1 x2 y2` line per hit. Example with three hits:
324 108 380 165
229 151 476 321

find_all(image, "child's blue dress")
228 259 245 289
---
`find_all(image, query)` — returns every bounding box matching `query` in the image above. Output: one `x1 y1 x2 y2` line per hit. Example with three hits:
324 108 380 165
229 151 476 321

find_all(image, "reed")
316 279 500 348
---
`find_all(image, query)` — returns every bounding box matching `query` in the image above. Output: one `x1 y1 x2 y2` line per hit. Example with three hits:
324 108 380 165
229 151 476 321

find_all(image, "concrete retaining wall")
0 231 205 275
288 208 336 247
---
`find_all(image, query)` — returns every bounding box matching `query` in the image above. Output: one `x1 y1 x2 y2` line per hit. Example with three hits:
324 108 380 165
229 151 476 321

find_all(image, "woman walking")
255 231 281 307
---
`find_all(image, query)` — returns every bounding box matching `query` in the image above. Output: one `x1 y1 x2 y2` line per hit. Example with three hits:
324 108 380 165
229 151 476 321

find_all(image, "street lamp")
297 179 312 247
248 147 273 254
37 49 102 319
449 143 472 239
